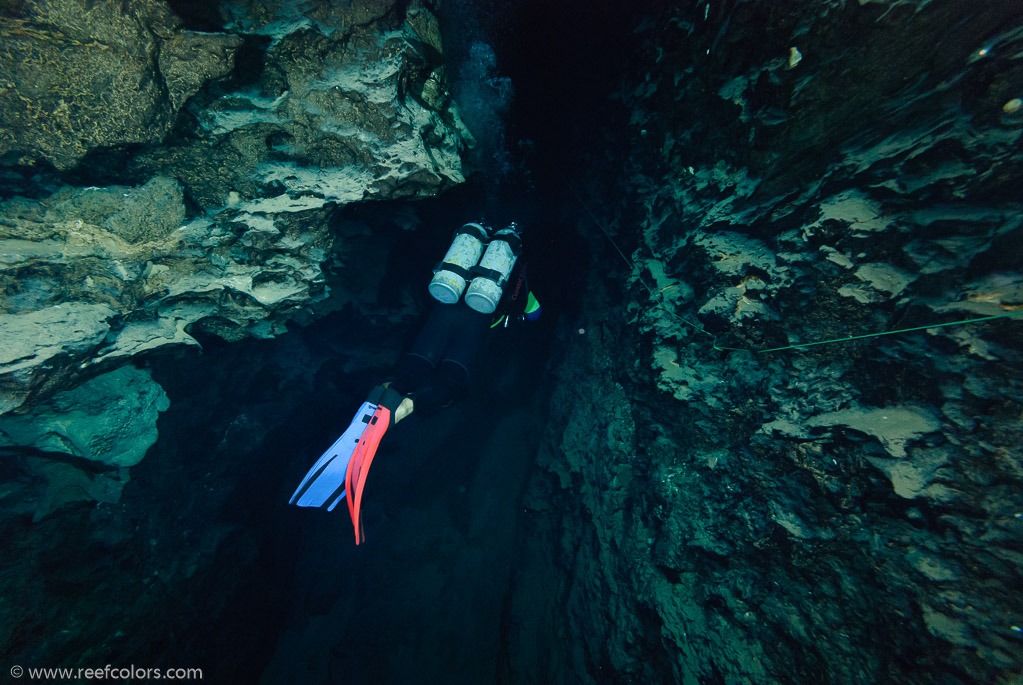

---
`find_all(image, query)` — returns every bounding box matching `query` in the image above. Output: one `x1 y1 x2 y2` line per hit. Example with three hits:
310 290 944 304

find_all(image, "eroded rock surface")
0 177 333 414
0 0 468 511
505 2 1023 683
0 0 242 170
0 365 169 468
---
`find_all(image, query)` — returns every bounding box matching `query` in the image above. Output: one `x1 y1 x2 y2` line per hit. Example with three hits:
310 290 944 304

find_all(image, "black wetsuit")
393 263 533 415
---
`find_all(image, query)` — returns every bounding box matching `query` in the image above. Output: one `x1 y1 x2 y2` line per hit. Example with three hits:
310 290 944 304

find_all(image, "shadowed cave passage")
1 0 1022 683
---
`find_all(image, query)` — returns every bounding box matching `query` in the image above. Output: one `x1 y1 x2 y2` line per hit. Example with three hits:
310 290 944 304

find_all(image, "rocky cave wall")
4 0 1023 682
0 0 483 672
0 0 469 518
504 2 1023 684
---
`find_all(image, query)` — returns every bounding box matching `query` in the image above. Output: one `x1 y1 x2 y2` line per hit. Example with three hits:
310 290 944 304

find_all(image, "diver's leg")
405 303 461 369
395 305 489 418
439 305 490 386
391 302 459 395
414 306 489 414
392 354 433 396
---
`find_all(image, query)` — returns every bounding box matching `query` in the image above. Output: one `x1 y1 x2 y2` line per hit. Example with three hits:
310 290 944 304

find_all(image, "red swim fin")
344 406 390 545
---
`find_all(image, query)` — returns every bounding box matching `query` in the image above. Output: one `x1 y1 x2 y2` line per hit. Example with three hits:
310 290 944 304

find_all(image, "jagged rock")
220 0 395 37
0 303 115 414
134 0 469 209
0 0 469 494
838 262 915 304
867 446 955 501
765 404 943 459
0 178 331 414
764 405 954 499
507 2 1023 683
0 364 165 519
18 459 131 523
0 0 468 413
0 365 169 468
0 0 241 169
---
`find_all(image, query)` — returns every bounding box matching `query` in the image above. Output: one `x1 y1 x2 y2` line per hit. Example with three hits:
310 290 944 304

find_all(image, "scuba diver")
289 221 541 544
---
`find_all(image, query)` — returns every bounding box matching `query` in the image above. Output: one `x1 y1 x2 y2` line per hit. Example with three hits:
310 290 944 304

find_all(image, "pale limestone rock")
0 0 241 169
0 304 116 414
0 177 333 414
807 404 941 458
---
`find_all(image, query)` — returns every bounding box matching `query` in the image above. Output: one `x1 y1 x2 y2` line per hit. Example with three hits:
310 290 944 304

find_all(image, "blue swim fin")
290 401 378 511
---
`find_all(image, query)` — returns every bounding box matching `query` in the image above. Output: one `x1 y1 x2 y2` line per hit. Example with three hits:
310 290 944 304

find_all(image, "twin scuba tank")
428 222 521 314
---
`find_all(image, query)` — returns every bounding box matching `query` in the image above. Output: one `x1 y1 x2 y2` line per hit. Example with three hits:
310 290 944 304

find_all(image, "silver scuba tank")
464 223 522 314
428 223 489 304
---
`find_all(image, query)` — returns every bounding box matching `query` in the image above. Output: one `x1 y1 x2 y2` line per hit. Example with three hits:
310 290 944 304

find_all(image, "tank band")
469 264 506 285
435 261 474 279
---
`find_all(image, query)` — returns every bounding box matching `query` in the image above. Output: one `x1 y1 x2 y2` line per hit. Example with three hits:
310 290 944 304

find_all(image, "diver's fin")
344 405 391 544
290 401 378 509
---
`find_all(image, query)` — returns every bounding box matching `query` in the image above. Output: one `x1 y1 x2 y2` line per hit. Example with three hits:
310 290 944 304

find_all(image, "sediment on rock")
0 0 469 509
502 2 1023 683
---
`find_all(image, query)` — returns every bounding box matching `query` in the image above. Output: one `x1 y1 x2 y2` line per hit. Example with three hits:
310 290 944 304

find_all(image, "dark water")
136 189 563 682
3 0 1022 683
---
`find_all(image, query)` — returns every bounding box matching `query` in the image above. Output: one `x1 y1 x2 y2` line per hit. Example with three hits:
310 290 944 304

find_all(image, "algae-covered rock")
0 365 169 468
147 0 469 209
0 0 241 169
19 459 131 522
506 2 1023 683
0 363 160 516
807 404 942 459
0 178 331 414
0 303 116 414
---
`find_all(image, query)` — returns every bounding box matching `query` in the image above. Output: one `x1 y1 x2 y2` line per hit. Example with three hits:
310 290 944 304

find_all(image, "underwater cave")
2 0 1023 683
